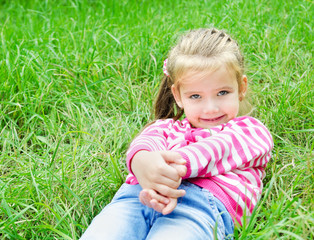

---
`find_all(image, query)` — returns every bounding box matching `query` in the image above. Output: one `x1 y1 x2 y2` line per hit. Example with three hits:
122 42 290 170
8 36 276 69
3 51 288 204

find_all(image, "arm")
126 119 172 174
175 117 273 179
126 120 187 214
126 120 187 198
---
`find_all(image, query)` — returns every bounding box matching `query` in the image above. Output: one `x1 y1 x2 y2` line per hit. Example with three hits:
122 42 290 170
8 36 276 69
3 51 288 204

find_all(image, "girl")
80 28 273 240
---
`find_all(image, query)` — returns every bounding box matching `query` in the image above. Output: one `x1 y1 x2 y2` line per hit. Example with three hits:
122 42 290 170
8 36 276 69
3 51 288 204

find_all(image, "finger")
148 189 170 205
155 184 186 199
168 163 187 177
139 190 152 207
140 189 170 206
154 174 182 189
150 199 166 213
160 151 186 165
162 198 177 215
140 189 167 212
159 163 182 182
173 164 187 177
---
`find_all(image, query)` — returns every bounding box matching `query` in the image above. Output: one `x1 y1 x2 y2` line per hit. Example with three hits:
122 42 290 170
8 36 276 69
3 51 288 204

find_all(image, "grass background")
0 0 313 239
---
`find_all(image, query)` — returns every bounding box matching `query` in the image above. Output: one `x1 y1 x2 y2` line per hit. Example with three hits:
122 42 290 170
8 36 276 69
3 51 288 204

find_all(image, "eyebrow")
216 86 235 91
183 91 202 95
183 86 235 95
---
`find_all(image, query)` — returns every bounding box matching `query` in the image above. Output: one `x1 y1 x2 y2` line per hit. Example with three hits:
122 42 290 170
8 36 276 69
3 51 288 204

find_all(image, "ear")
239 75 248 101
171 84 183 109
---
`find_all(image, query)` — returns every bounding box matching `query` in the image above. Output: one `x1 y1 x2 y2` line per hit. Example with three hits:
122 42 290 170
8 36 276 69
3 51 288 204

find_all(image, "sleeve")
125 119 172 174
175 117 273 179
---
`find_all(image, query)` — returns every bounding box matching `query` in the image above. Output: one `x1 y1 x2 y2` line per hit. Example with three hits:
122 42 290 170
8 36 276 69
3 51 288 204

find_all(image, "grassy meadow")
0 0 313 239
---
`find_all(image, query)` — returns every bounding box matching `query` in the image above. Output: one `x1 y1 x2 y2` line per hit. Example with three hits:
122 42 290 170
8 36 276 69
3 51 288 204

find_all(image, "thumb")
169 163 187 177
174 164 187 177
160 151 186 165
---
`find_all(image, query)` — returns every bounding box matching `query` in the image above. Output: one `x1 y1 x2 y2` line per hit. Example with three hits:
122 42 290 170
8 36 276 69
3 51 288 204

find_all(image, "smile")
200 115 225 122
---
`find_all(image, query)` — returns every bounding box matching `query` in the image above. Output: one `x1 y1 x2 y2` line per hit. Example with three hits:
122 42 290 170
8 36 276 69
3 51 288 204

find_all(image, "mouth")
200 115 225 123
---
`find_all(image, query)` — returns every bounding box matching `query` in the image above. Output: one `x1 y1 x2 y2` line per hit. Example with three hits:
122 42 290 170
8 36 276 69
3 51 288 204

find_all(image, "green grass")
0 0 313 239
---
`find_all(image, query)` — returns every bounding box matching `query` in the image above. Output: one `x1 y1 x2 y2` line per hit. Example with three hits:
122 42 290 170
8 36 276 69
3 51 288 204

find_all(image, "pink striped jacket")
126 116 273 225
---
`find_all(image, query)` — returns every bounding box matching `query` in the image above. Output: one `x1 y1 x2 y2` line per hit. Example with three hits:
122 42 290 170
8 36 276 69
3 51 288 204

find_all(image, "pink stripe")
213 138 230 174
248 117 273 147
246 118 273 149
178 152 192 178
239 168 262 188
217 131 251 173
240 119 272 156
214 175 256 212
223 134 246 170
192 150 203 176
227 173 258 201
195 141 221 176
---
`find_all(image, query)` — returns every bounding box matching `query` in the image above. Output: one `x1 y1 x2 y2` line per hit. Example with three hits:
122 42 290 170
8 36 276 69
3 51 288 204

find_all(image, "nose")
203 100 219 114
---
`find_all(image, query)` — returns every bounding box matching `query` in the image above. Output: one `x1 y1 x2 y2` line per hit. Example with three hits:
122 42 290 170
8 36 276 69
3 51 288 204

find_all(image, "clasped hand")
131 151 187 215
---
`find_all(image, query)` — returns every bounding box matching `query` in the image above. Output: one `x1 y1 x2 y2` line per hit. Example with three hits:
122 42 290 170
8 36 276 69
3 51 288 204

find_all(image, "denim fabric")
80 181 234 240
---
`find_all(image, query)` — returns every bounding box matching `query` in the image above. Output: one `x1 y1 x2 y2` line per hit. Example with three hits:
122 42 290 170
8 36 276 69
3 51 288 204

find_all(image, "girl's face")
171 66 247 129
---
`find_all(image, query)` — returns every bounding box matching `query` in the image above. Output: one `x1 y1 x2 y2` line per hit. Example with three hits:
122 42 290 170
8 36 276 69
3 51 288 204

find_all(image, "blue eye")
218 91 229 96
190 94 201 99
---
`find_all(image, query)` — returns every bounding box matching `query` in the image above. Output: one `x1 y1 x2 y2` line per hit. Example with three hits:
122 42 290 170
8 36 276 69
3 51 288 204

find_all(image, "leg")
146 181 234 240
80 184 151 240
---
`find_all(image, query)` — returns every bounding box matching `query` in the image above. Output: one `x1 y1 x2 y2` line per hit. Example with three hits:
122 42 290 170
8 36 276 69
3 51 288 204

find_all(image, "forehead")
176 65 238 89
171 52 241 82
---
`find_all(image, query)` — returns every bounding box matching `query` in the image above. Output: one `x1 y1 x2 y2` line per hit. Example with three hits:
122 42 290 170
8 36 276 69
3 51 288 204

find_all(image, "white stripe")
229 126 266 168
232 168 260 188
186 146 209 170
213 139 227 176
213 134 242 174
180 149 199 177
215 174 258 212
227 128 254 161
197 141 220 176
243 118 272 149
218 174 258 206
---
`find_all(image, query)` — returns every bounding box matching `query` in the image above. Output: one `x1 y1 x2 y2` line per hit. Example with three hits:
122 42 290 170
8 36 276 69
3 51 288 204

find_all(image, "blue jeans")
80 181 234 240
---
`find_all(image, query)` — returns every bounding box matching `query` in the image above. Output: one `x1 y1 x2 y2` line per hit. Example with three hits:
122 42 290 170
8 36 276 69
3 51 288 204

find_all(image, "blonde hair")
154 28 251 120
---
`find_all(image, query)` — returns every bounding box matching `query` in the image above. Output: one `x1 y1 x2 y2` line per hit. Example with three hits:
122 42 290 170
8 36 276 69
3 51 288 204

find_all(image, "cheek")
223 96 240 113
230 102 240 115
183 102 199 115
